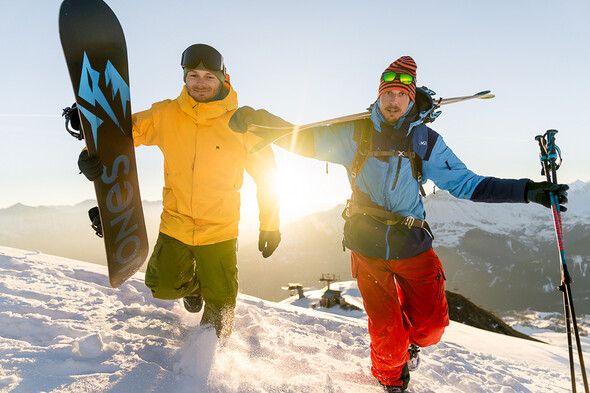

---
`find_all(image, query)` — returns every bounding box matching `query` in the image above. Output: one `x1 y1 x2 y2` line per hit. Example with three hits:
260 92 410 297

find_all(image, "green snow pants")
144 232 239 337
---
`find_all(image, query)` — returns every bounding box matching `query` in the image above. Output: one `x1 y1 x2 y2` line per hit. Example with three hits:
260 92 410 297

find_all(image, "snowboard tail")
59 0 148 287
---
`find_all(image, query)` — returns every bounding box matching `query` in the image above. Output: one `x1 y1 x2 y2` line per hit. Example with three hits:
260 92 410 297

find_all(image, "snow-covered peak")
568 179 590 193
423 182 590 248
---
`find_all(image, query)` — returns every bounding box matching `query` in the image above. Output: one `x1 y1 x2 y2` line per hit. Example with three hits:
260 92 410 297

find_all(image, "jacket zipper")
391 157 403 191
383 156 396 209
192 105 199 243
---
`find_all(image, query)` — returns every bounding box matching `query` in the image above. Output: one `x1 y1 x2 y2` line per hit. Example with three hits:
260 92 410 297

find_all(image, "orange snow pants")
351 248 449 386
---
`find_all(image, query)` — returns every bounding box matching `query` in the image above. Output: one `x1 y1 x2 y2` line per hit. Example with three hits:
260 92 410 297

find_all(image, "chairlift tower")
282 283 305 299
319 273 338 290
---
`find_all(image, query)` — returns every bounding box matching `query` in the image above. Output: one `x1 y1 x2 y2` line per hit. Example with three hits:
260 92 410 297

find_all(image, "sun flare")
271 149 350 223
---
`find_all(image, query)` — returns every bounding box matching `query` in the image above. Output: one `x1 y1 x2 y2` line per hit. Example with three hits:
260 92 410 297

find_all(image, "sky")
1 0 589 226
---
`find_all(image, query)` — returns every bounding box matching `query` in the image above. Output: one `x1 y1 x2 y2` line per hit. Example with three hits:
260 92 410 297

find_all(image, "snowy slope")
1 246 587 393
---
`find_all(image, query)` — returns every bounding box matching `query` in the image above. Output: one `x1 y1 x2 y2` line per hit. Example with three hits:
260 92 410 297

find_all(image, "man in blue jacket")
229 56 568 392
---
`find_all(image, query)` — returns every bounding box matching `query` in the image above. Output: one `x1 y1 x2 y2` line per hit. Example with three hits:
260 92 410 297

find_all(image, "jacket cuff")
470 177 530 203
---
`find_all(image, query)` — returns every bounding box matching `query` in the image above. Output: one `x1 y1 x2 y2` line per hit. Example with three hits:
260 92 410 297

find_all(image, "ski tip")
476 90 491 96
480 94 495 100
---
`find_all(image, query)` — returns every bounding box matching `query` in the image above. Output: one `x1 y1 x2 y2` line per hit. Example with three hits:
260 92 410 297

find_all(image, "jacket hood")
177 85 238 123
371 87 435 136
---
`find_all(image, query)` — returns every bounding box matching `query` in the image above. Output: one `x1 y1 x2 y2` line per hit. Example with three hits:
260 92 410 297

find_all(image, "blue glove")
526 181 568 212
259 230 281 258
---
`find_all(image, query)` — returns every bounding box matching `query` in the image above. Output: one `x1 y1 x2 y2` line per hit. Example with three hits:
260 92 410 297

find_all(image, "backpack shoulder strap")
407 142 426 197
350 119 373 181
408 124 427 197
349 119 426 200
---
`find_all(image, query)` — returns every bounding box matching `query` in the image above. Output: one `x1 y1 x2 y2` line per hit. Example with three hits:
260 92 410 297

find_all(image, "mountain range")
1 181 589 314
238 180 590 313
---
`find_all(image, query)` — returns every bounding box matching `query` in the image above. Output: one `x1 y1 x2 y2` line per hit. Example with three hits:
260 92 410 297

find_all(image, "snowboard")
59 0 148 287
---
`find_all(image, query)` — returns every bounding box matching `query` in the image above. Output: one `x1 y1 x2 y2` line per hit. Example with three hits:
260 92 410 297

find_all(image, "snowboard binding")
62 103 84 140
88 206 103 238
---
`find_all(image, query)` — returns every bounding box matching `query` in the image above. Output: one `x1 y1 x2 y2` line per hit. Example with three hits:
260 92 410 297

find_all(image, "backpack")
343 118 433 238
349 118 426 198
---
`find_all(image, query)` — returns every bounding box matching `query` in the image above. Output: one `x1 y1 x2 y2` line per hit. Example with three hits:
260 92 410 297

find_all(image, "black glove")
78 150 104 181
229 106 256 133
259 230 281 258
229 106 293 134
526 181 569 211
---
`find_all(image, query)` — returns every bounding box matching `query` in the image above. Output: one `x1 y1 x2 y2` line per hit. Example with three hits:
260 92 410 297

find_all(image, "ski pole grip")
535 135 547 158
545 129 559 157
534 134 552 180
535 135 545 154
546 129 558 138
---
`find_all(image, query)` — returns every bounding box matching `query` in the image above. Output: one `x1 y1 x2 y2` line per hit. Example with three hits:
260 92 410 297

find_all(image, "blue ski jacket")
306 88 529 260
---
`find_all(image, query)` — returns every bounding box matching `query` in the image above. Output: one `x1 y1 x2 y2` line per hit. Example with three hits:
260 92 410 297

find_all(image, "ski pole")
536 132 577 392
535 130 589 393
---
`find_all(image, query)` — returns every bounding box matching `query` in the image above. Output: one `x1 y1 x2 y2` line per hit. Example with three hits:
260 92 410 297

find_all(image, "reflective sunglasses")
181 44 226 73
382 72 413 85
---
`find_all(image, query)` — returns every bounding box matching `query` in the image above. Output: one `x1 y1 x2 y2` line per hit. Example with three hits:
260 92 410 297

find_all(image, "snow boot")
183 292 203 313
407 344 421 372
380 387 405 393
379 364 409 392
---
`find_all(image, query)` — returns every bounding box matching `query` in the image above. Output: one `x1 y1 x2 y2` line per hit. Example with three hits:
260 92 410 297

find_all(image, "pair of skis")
248 90 494 153
536 130 589 393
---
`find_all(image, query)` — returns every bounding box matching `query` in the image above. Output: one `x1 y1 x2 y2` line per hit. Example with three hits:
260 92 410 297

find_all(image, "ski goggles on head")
382 72 414 85
181 44 226 74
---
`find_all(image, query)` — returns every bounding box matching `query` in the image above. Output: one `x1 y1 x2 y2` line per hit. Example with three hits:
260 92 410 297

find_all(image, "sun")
272 148 351 224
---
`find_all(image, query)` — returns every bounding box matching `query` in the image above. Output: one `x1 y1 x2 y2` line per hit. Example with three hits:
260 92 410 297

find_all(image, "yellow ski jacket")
132 86 279 246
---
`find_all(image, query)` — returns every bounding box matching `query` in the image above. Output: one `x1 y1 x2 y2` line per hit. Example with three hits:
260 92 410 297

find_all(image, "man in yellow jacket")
78 44 281 338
